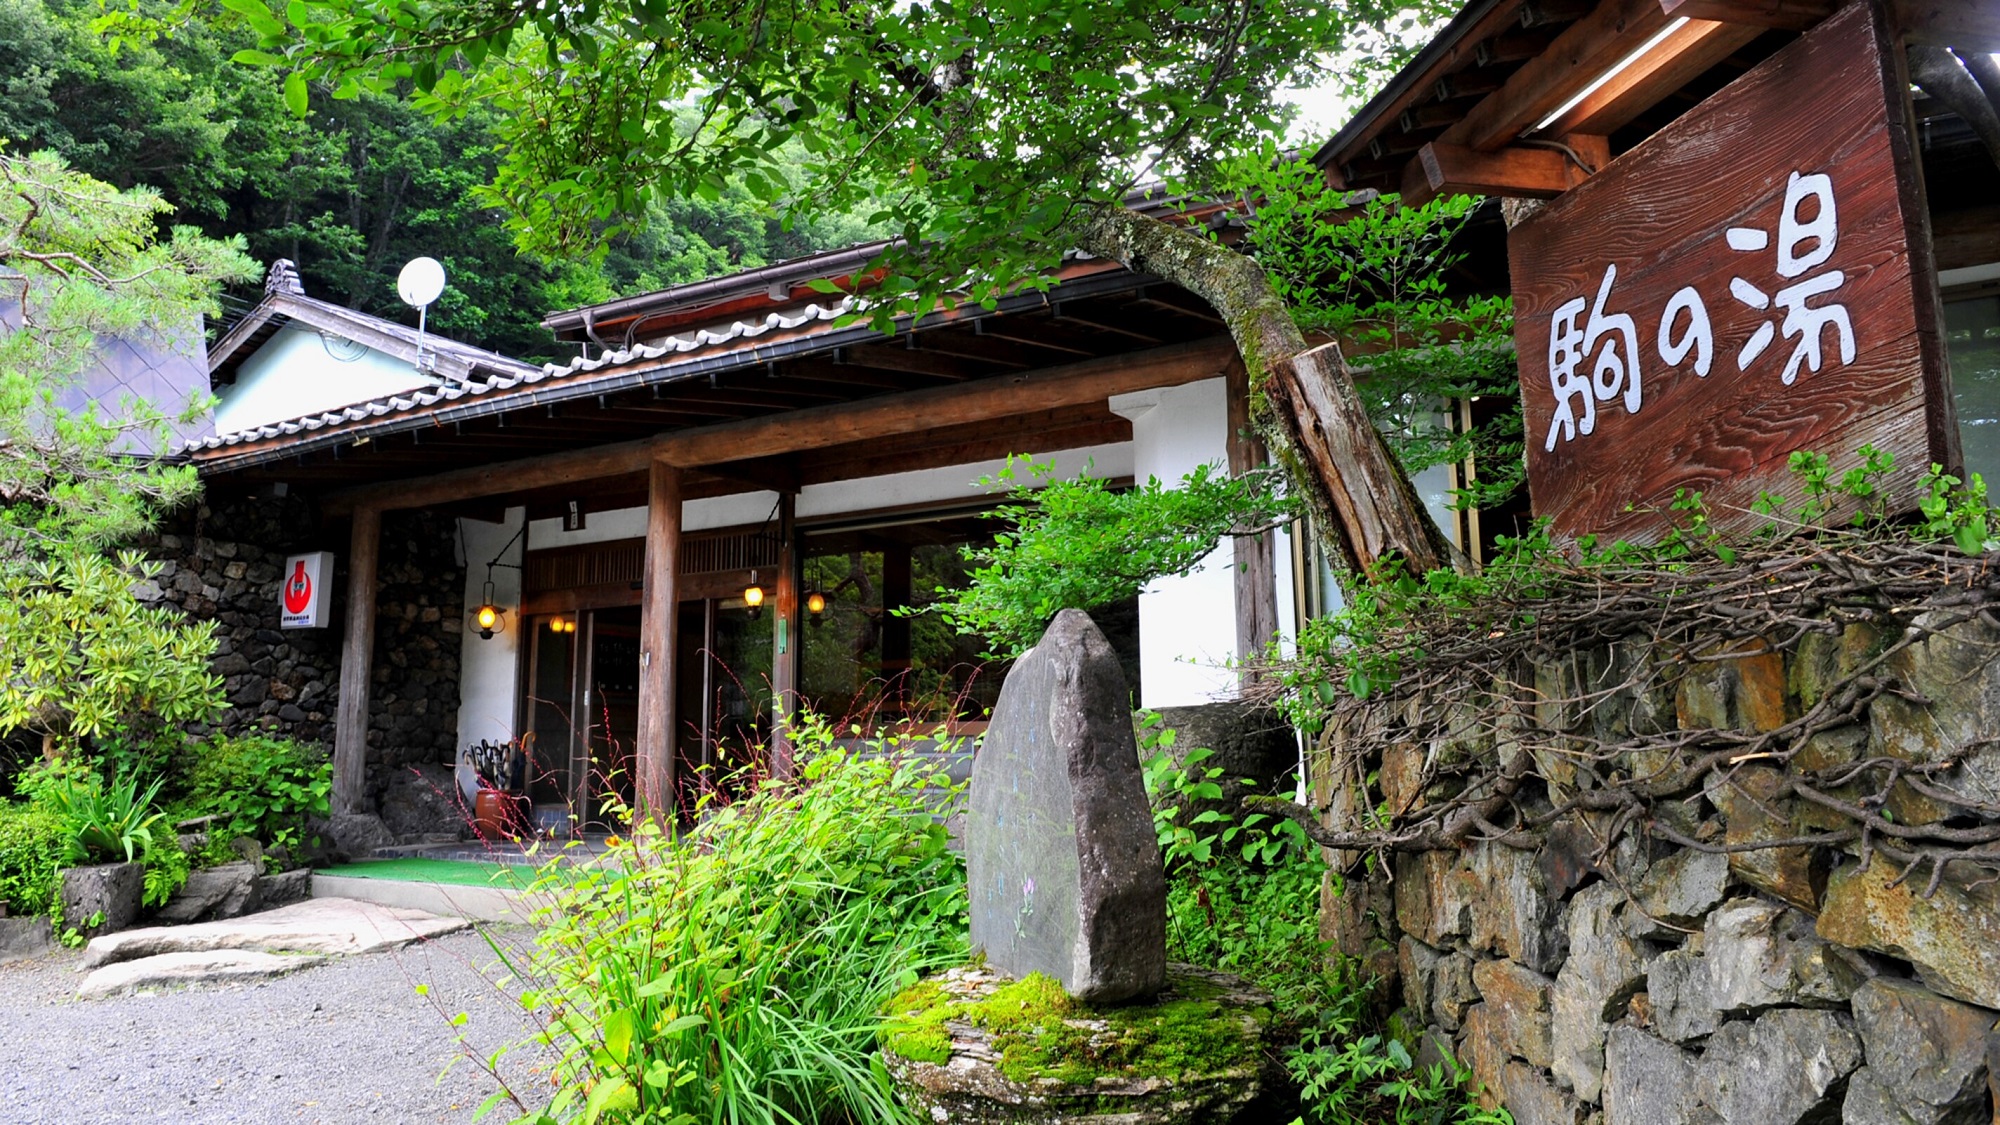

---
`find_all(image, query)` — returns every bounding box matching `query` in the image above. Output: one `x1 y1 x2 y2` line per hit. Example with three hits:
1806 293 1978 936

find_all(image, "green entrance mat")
315 858 547 889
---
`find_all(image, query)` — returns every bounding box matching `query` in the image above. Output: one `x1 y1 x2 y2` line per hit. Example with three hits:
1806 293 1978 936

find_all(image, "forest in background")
0 0 879 363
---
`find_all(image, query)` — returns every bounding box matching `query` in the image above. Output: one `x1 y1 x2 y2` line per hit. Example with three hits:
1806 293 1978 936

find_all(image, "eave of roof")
183 256 1153 473
1312 0 1520 176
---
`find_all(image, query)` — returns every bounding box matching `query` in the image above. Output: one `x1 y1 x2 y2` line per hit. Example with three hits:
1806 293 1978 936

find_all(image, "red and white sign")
280 551 335 629
1508 0 1956 542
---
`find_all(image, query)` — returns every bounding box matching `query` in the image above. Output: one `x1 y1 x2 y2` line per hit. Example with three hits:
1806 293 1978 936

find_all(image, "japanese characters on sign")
1541 171 1857 454
1507 0 1954 542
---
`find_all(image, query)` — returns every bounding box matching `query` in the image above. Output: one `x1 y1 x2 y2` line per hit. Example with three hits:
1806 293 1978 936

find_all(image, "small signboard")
1508 0 1956 542
280 551 335 629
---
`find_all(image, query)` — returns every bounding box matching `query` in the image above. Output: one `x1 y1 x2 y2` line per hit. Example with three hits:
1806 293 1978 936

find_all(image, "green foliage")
1149 769 1499 1123
1918 463 1994 557
141 830 190 907
181 734 331 855
491 716 968 1125
34 767 165 865
0 551 224 751
1233 155 1520 509
0 148 244 756
927 458 1295 658
0 801 65 917
1140 713 1307 871
232 0 1447 335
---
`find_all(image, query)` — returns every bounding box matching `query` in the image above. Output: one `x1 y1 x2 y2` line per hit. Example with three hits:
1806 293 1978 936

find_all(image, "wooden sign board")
1509 0 1956 542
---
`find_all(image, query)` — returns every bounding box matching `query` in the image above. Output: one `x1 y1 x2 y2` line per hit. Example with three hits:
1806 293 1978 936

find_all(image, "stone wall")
1323 623 2000 1125
139 490 467 836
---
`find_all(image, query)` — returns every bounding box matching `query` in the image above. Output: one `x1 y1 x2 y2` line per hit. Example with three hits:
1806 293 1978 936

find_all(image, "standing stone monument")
968 608 1166 1004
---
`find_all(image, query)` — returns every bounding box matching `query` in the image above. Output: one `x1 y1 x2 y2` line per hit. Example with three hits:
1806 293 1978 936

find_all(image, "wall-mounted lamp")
743 570 766 619
470 578 506 640
464 521 526 643
805 590 827 626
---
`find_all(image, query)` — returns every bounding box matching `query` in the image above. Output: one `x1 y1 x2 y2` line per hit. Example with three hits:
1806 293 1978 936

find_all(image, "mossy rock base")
881 963 1279 1124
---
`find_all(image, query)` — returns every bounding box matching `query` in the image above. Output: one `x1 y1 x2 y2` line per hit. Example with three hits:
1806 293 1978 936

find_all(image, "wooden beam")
1894 0 2000 52
1536 17 1763 137
332 506 379 817
1660 0 1834 31
635 461 682 824
769 492 799 781
1442 0 1676 152
325 338 1237 515
1402 140 1596 205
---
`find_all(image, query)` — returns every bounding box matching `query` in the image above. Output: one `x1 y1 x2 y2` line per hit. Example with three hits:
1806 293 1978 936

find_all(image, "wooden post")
637 459 682 823
769 492 799 780
1226 360 1280 688
333 506 379 817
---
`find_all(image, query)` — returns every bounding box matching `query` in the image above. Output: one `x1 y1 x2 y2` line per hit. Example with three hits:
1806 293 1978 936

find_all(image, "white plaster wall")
455 507 527 749
1109 378 1238 709
215 326 437 434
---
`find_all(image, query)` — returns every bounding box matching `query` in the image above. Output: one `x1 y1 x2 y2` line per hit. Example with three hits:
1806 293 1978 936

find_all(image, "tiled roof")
181 297 856 455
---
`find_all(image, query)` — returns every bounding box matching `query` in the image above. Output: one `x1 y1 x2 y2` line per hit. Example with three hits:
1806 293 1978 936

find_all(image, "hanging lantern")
549 615 576 634
743 569 766 619
805 590 827 626
469 578 506 640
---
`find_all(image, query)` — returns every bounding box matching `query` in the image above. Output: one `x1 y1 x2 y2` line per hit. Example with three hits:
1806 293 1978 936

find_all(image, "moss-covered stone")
880 963 1278 1123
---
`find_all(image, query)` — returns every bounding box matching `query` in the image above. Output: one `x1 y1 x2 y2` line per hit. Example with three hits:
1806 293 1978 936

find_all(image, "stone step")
77 950 327 999
81 896 469 970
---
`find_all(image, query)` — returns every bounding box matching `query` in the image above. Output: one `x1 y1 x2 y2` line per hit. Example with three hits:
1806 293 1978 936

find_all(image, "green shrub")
182 734 331 855
0 802 65 918
36 769 165 865
493 717 968 1125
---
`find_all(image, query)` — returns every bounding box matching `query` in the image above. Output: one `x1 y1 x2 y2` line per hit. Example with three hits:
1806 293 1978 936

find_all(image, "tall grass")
490 716 968 1125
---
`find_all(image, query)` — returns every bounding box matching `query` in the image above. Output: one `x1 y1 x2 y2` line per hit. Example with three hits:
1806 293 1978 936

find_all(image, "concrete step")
310 873 534 925
82 897 469 970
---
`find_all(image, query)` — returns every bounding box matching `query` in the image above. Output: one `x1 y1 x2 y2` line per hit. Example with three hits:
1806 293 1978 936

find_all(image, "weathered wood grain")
1508 0 1956 542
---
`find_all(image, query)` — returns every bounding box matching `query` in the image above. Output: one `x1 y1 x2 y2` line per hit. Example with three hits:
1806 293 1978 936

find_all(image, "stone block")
256 869 312 909
326 813 396 860
1434 952 1479 1033
156 862 262 924
1552 882 1656 1103
0 915 53 963
59 862 143 936
1401 935 1440 1017
1696 1008 1862 1125
1460 1003 1510 1110
1848 978 1996 1124
1703 897 1872 1015
1647 948 1721 1044
1604 1024 1705 1125
1473 958 1555 1070
1635 849 1730 930
1676 650 1787 734
1705 766 1825 912
1470 842 1565 973
1817 859 2000 1008
1503 1059 1586 1125
1396 847 1473 947
967 610 1165 1004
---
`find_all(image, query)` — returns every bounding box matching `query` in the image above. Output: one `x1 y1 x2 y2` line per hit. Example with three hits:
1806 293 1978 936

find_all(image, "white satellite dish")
398 256 446 308
396 257 447 374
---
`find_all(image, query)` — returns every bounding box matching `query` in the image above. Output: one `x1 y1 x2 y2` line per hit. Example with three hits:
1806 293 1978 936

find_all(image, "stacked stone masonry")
140 492 467 838
1325 622 2000 1125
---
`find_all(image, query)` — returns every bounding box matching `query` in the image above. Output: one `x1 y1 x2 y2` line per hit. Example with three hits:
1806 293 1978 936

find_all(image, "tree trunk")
1068 204 1453 579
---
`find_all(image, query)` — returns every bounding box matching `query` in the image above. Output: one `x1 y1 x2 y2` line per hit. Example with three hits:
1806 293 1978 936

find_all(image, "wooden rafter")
1440 0 1677 153
1660 0 1835 30
1534 16 1763 137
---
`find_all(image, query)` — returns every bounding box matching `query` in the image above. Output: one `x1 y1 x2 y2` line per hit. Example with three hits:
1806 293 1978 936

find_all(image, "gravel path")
0 927 551 1124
